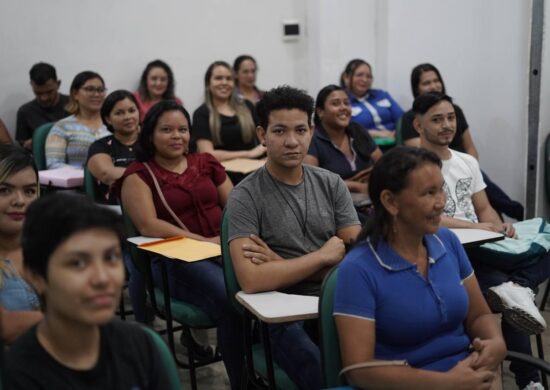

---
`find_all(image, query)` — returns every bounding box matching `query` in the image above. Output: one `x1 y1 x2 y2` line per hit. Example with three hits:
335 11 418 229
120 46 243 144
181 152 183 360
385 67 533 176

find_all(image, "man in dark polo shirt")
16 62 69 150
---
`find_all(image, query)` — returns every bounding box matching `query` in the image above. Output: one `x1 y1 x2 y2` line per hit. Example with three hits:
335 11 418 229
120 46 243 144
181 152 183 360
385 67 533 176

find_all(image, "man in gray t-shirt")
226 86 360 390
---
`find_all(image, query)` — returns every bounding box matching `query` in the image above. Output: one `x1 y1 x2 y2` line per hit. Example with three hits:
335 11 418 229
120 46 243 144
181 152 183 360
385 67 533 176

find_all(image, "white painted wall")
380 0 531 206
0 0 308 135
0 0 541 214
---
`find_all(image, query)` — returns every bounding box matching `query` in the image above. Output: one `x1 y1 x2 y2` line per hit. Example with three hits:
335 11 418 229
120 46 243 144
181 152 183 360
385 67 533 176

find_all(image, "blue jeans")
470 251 550 387
123 252 148 323
151 257 244 390
268 321 321 390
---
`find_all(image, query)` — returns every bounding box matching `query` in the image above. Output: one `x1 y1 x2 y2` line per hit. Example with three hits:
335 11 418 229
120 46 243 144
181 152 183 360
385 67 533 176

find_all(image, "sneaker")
179 331 218 363
487 281 547 334
522 381 545 390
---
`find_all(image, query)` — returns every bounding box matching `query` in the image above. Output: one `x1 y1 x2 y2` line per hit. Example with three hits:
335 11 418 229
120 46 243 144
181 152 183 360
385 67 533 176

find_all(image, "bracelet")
339 360 408 377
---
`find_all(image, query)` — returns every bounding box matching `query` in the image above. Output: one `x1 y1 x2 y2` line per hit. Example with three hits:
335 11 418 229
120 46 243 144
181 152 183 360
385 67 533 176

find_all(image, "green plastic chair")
32 122 54 170
394 117 403 146
318 267 346 388
220 211 297 390
123 210 220 390
142 326 183 390
83 166 100 202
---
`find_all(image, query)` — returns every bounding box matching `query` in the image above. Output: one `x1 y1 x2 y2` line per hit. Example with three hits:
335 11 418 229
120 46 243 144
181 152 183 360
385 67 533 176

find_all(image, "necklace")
266 167 308 240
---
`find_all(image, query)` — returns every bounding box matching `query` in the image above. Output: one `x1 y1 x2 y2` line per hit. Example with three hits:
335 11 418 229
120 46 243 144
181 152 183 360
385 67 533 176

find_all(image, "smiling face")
414 100 456 147
317 90 352 130
258 108 312 171
417 70 444 95
31 228 124 326
208 65 234 102
152 110 190 160
387 162 446 237
106 97 140 136
349 63 373 98
73 78 106 114
0 167 38 237
146 67 169 100
236 59 257 89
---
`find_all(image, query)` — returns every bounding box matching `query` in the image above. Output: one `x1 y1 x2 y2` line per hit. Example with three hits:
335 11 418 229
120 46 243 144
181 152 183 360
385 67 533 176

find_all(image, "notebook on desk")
39 167 84 188
138 236 221 262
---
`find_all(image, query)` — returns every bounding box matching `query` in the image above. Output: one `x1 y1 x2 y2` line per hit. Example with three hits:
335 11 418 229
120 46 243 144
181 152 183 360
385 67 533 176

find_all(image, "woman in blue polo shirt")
334 147 506 389
304 84 382 194
341 59 403 141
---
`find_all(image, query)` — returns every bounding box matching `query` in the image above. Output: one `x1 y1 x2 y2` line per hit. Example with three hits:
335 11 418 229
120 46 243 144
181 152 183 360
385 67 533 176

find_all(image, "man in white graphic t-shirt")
414 92 550 390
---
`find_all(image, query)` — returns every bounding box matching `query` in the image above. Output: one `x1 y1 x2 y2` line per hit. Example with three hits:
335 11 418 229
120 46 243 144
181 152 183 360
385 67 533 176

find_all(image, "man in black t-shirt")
15 62 69 150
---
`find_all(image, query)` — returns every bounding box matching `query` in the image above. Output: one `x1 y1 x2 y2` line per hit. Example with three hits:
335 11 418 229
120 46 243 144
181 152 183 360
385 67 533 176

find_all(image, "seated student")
401 63 524 220
0 145 42 344
119 100 243 390
334 146 506 389
415 92 550 390
0 118 13 145
45 71 109 169
233 55 264 105
133 59 183 121
16 62 69 150
304 84 382 194
227 86 361 390
6 193 173 389
193 60 265 162
87 90 139 205
341 59 403 140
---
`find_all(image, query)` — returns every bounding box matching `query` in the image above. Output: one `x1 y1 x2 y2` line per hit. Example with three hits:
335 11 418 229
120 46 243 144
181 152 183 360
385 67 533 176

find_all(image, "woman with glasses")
45 71 109 169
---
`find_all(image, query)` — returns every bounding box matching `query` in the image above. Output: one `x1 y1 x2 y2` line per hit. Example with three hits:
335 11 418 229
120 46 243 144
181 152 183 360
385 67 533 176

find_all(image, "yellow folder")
221 158 265 174
138 236 221 262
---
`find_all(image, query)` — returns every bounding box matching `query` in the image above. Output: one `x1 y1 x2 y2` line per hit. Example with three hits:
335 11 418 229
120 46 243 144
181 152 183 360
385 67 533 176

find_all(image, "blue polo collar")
367 233 447 272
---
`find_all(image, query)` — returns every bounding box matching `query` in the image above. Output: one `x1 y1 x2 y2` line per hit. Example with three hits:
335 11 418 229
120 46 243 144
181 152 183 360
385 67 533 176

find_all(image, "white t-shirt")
441 149 486 223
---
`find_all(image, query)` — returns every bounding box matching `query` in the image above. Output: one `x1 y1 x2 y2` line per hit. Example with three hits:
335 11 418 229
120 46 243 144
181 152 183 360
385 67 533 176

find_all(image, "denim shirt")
0 259 40 311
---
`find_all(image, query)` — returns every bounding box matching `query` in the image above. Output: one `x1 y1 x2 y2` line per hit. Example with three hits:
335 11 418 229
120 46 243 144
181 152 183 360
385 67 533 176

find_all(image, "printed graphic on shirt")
443 178 477 222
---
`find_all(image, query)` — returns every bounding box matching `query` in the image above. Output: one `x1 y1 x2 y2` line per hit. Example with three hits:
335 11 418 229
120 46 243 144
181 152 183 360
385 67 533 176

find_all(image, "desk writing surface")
138 237 221 262
221 158 265 174
450 228 504 247
236 291 318 323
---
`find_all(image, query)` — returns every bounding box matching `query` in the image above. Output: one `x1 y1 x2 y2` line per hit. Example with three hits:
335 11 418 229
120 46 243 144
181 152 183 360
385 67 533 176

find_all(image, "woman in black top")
193 61 265 162
87 90 139 205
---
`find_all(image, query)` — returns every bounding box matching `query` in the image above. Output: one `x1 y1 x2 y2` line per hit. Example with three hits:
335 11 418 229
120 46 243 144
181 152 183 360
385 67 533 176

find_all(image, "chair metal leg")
118 294 126 321
183 330 198 390
535 334 548 389
260 321 276 390
160 261 176 355
539 281 550 311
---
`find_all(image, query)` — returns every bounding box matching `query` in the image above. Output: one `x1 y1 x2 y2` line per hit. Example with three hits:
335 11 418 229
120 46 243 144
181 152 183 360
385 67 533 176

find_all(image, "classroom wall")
0 0 309 134
0 0 543 215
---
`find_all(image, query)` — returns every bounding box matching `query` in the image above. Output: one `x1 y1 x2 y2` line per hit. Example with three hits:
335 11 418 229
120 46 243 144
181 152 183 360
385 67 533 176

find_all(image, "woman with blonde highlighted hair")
192 61 265 163
0 145 42 344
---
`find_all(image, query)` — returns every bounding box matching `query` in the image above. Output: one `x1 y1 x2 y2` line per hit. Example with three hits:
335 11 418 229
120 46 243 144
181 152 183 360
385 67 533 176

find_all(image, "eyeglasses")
81 86 107 95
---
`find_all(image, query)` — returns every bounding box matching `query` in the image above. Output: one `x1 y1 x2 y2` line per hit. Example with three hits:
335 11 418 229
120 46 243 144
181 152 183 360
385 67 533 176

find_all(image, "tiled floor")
130 284 550 390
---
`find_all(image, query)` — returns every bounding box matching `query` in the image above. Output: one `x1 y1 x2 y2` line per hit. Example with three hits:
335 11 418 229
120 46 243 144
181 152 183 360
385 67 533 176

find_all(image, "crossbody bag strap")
143 162 189 231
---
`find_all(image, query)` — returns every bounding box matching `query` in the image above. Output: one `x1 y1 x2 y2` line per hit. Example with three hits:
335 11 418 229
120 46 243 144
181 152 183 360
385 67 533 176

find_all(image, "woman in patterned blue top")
0 145 42 344
334 146 506 389
341 59 403 141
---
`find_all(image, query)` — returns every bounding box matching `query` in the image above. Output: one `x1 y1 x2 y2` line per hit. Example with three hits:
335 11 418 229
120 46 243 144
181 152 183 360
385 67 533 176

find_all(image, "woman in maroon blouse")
119 100 243 390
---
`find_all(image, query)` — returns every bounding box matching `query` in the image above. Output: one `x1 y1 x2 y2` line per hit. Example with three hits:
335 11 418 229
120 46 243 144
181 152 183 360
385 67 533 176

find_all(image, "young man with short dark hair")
16 62 69 150
227 86 361 389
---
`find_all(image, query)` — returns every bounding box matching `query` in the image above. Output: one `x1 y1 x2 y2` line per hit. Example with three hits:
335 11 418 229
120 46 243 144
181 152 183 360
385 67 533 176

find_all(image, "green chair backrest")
319 267 346 388
142 326 182 390
395 117 403 146
220 210 244 315
83 166 100 202
32 122 54 170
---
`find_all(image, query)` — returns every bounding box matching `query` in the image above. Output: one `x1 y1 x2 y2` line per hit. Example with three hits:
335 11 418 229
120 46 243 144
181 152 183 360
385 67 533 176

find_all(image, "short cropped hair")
22 193 124 280
29 62 58 85
412 92 454 116
256 85 314 129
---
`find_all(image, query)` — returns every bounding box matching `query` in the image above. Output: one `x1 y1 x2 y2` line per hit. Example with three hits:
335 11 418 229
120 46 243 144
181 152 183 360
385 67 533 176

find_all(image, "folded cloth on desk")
39 167 84 188
473 218 550 271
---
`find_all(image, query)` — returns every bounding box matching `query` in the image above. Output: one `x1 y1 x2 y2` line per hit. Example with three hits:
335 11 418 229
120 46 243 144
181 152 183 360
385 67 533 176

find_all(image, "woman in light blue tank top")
0 145 42 343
